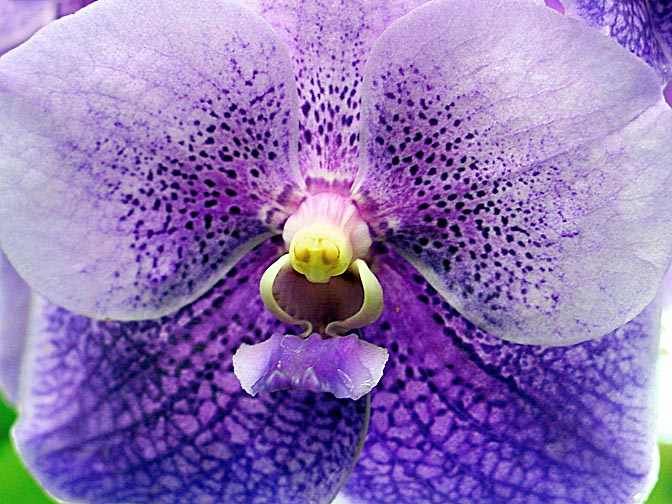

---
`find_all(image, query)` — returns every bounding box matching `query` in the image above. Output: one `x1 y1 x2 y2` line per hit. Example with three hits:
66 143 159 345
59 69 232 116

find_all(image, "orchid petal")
234 333 388 400
14 240 368 503
0 0 301 321
55 0 96 17
0 251 31 403
252 0 429 185
664 78 672 106
0 0 56 56
342 246 659 504
357 0 672 345
556 0 672 81
662 265 672 312
0 0 96 57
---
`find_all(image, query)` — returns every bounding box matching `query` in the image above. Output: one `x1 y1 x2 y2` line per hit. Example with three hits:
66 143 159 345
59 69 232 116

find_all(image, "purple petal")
0 0 302 320
0 251 31 403
253 0 429 185
55 0 96 17
342 246 659 504
357 0 672 345
234 333 388 400
0 0 96 56
662 265 672 312
558 0 672 81
664 78 672 106
15 240 368 503
543 0 565 15
0 0 56 55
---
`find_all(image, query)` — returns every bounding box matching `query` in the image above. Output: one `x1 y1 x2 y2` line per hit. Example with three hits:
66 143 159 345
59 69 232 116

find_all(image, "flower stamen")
283 192 372 283
289 223 353 283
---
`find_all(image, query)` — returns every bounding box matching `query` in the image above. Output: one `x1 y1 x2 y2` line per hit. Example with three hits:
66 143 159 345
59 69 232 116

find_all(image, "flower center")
289 223 352 283
235 192 388 400
283 192 373 283
258 191 383 337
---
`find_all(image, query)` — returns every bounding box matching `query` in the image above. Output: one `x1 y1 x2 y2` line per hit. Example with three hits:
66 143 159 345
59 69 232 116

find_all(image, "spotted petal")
0 0 301 320
251 0 429 184
341 246 659 503
0 251 31 403
14 240 368 504
357 0 672 345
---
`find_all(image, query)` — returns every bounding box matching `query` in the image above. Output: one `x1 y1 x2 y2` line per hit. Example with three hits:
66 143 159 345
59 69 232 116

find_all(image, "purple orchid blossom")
1 0 672 503
0 0 95 56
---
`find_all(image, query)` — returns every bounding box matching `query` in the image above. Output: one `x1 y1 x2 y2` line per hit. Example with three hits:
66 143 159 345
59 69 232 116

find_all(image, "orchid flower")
1 0 672 503
0 0 95 56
